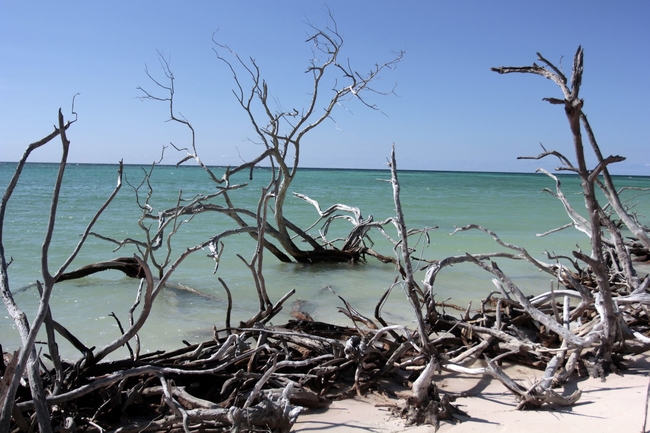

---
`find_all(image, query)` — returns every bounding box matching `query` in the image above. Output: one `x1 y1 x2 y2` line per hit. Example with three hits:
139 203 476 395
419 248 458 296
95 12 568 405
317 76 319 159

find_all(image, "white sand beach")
293 354 650 433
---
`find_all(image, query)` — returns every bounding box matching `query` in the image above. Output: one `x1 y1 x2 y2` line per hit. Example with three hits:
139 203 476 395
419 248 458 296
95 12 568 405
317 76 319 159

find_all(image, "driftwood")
3 34 650 433
58 257 145 281
10 135 650 432
6 255 650 432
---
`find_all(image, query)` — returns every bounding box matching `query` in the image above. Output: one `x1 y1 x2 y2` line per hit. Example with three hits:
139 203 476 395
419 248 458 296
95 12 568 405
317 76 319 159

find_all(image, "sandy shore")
293 354 650 433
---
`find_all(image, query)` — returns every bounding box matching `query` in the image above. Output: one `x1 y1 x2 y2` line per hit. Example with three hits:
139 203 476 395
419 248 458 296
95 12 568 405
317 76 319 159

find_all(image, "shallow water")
1 162 649 359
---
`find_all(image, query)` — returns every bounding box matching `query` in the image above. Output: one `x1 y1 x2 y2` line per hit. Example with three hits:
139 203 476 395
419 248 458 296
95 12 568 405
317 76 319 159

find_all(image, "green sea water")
2 162 649 359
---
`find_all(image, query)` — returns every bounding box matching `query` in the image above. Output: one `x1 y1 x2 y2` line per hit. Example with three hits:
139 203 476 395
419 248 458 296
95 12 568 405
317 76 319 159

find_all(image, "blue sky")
1 1 648 174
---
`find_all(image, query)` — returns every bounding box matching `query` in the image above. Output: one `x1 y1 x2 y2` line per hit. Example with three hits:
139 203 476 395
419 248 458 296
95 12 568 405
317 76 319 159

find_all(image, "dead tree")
491 46 648 366
0 106 310 432
134 12 404 266
0 106 124 433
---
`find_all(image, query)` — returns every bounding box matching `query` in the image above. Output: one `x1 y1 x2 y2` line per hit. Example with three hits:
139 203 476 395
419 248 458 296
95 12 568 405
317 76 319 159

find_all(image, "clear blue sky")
1 1 648 174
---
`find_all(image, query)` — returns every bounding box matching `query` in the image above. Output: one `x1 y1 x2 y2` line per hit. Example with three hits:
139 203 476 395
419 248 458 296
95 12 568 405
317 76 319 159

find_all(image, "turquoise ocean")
2 162 649 360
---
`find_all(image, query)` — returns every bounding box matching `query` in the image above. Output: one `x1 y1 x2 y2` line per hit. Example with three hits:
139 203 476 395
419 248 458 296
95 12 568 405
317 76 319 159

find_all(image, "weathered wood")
57 257 145 281
5 45 650 433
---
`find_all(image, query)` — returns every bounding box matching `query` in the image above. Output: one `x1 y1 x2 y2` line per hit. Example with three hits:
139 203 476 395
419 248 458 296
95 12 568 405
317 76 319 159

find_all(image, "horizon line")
3 160 650 178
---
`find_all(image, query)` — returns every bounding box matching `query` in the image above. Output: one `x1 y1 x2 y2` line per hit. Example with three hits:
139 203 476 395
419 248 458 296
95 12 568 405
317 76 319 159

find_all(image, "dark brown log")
57 257 145 281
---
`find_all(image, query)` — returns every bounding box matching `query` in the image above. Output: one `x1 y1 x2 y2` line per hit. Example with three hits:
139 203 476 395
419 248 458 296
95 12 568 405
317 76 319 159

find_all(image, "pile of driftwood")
3 246 649 433
2 41 650 433
3 141 649 432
